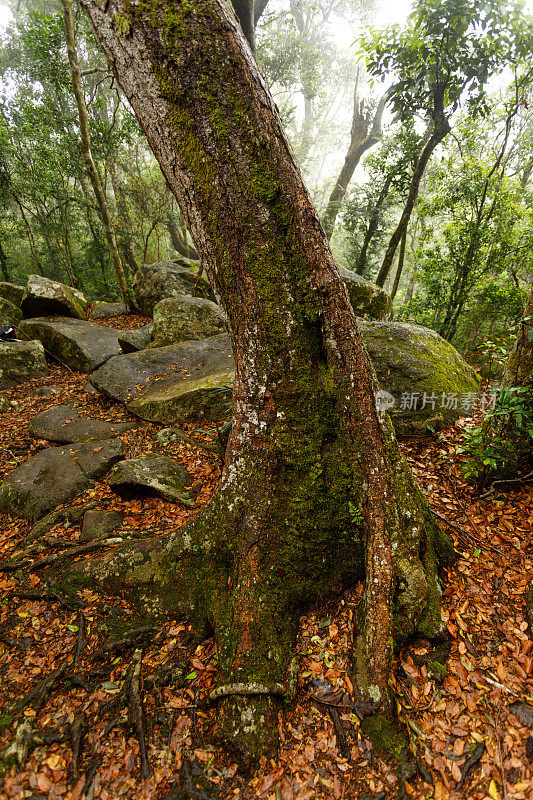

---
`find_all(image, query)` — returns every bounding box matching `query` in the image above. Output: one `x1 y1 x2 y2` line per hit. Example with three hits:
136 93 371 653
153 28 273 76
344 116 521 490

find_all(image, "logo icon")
376 390 396 413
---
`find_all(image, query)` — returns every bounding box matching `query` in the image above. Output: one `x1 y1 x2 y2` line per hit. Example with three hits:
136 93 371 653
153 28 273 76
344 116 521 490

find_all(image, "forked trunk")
78 0 453 759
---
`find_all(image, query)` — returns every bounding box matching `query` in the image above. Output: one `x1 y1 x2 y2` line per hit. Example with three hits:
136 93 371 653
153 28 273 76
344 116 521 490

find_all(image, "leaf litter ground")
0 353 531 800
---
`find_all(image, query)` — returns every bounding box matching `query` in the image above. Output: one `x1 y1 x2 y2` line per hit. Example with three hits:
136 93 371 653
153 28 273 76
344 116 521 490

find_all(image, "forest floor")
0 315 532 800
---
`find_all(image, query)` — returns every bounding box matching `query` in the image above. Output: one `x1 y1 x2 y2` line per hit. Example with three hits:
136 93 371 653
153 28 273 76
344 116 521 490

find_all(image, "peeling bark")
77 0 453 761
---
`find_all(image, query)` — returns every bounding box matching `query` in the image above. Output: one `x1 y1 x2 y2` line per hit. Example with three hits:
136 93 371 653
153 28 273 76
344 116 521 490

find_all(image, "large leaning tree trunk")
77 0 453 760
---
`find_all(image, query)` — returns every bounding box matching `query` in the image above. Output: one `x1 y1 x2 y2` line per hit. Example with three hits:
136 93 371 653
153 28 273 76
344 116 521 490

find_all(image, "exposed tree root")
125 648 150 778
23 501 99 544
67 712 88 785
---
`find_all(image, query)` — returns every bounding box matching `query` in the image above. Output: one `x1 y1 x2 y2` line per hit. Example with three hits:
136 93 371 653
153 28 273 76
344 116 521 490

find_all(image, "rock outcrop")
28 404 135 443
0 282 25 307
18 317 122 372
91 334 234 424
108 455 194 505
151 296 226 347
0 438 125 521
132 259 214 315
0 296 22 327
359 320 480 434
338 266 392 321
118 324 153 353
21 275 89 319
0 340 48 388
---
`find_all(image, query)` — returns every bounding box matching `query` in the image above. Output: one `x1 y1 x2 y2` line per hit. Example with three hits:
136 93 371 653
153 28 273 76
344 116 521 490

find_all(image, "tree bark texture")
61 0 133 307
78 0 453 759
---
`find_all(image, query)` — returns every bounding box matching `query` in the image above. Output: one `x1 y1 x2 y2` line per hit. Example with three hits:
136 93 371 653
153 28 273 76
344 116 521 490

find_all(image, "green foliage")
457 386 533 480
362 0 533 124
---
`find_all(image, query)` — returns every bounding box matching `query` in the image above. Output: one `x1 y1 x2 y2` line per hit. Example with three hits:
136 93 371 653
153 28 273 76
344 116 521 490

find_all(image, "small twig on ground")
431 507 508 557
479 470 533 499
328 707 350 759
456 742 485 790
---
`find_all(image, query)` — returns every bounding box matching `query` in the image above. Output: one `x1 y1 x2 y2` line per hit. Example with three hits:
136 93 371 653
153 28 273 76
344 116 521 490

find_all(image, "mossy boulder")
108 454 193 505
0 282 25 307
338 266 392 321
18 317 122 372
118 324 153 353
128 370 234 424
21 275 89 319
0 296 22 327
0 340 48 389
0 438 125 521
151 295 227 347
28 403 135 443
132 259 215 315
359 320 481 435
80 509 124 543
91 301 127 319
90 333 233 401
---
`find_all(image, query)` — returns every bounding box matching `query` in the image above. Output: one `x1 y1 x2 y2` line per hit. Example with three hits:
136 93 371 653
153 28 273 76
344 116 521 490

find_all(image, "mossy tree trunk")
78 0 453 760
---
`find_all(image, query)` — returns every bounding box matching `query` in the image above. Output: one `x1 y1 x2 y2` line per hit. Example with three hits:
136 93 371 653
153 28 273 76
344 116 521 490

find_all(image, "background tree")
363 0 533 289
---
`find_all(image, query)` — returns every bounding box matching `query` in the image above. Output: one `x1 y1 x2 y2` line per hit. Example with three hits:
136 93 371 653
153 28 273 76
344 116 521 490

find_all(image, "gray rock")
359 320 481 435
133 259 214 315
108 454 193 505
80 510 124 543
90 334 234 415
0 340 48 389
0 296 22 327
338 266 392 321
0 282 25 307
21 275 89 319
91 301 127 319
0 438 125 521
28 404 135 443
118 324 153 353
151 296 227 347
18 317 121 372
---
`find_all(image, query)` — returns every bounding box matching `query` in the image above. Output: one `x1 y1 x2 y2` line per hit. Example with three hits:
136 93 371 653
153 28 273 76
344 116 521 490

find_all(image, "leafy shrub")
457 387 533 481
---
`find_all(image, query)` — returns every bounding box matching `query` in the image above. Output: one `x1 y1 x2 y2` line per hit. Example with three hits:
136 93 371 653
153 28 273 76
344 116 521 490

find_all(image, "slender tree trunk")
166 210 199 260
502 283 533 390
108 159 138 278
322 86 387 241
13 196 45 276
79 0 452 761
61 0 133 309
375 105 450 288
356 173 393 276
0 239 9 281
231 0 255 51
390 225 408 301
254 0 269 24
